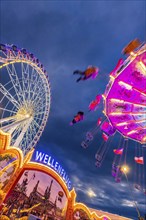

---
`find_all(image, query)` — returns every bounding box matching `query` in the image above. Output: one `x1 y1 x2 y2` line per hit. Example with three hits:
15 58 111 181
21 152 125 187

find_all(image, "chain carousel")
71 39 146 219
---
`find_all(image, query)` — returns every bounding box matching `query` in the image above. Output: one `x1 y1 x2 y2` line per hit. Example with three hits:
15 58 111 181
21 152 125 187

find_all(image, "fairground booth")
0 130 131 220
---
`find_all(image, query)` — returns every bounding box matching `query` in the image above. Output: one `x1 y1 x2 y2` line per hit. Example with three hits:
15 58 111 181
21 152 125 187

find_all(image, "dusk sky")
1 1 146 219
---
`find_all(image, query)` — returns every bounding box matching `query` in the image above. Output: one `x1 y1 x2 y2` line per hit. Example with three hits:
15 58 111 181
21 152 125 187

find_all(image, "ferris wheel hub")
16 104 34 120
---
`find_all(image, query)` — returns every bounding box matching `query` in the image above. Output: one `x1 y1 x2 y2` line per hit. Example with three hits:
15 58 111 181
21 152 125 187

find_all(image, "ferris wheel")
0 44 51 156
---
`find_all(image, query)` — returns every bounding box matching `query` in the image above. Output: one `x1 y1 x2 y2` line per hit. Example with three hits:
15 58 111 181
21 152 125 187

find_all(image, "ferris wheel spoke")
0 84 20 109
34 111 46 117
0 99 18 124
21 62 31 101
32 120 44 135
21 124 35 153
30 79 44 102
23 124 37 152
28 128 35 145
30 65 36 82
34 107 46 116
32 84 45 98
27 66 35 102
30 68 39 86
31 74 46 101
0 107 17 115
33 116 43 121
30 122 40 141
27 68 40 103
32 95 46 110
33 98 46 109
21 62 35 105
29 120 38 133
32 120 41 129
34 87 47 101
6 64 24 105
28 126 39 146
27 125 34 142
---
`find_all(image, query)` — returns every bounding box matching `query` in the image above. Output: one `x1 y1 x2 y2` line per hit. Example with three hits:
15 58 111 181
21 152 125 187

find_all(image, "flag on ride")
134 156 144 165
109 58 124 77
97 117 102 126
113 148 124 155
88 95 101 111
102 133 109 142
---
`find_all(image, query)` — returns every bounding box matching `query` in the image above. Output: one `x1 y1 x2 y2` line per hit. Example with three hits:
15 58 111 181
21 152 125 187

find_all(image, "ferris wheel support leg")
1 116 31 132
0 115 17 124
8 125 19 135
12 118 33 148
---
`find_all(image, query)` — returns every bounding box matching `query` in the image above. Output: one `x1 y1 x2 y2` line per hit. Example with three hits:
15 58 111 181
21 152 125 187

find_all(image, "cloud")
122 199 136 208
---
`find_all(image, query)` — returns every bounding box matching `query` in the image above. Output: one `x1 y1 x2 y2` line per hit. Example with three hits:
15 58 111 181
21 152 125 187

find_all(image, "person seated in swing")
73 66 99 82
70 111 84 125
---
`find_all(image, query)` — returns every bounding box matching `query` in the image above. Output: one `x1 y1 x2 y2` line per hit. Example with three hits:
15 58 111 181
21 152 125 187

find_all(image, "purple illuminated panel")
104 46 146 143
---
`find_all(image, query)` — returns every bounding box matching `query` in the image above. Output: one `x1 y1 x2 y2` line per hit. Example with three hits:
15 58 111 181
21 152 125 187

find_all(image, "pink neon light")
105 46 146 143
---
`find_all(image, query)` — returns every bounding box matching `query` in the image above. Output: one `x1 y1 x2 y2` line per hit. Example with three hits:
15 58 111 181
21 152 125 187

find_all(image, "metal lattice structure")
0 44 51 156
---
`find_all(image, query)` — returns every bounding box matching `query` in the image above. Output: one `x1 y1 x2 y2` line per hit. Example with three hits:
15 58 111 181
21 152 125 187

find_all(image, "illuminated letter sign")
34 150 72 189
